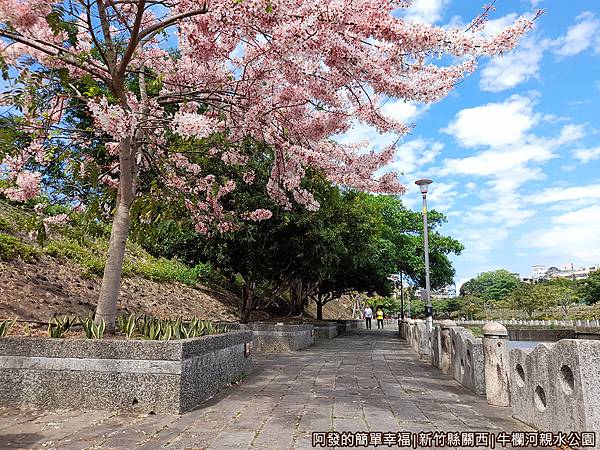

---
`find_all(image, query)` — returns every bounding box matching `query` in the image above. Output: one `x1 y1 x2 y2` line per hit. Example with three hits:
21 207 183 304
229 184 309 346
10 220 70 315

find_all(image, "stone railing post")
440 320 456 375
482 322 510 407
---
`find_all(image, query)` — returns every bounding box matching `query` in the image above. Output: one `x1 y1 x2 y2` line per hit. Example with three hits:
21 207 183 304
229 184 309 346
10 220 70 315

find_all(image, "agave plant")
0 318 16 338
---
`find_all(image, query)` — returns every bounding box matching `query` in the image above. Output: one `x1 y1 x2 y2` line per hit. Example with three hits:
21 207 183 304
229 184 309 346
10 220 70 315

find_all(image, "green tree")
309 194 463 319
580 270 600 305
432 297 461 319
460 270 520 305
364 296 400 316
508 282 556 319
457 295 485 320
546 278 579 318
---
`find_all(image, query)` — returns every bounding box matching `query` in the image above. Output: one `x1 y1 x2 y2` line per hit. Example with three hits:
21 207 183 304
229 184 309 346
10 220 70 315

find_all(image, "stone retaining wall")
509 339 600 447
335 319 364 333
225 323 314 352
0 331 253 414
313 322 338 340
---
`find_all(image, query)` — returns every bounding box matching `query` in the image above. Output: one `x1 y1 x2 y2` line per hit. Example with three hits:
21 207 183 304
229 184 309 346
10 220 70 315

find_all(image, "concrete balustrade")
400 319 600 445
482 322 510 407
450 327 485 395
400 319 483 394
456 318 600 329
440 320 455 375
431 324 441 369
509 339 600 448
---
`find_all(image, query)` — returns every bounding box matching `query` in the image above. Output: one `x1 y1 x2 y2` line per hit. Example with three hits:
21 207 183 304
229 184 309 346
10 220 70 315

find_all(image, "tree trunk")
316 299 323 321
95 138 135 333
240 279 255 324
289 279 304 316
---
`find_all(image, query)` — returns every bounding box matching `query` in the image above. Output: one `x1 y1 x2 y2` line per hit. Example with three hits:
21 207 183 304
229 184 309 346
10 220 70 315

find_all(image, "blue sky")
339 0 600 287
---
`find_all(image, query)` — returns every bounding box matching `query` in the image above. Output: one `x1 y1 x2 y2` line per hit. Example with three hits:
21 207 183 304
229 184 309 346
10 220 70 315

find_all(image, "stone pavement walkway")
0 329 537 450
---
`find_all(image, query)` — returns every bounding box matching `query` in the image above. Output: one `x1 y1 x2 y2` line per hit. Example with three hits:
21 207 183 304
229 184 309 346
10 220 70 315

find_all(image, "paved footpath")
0 329 538 450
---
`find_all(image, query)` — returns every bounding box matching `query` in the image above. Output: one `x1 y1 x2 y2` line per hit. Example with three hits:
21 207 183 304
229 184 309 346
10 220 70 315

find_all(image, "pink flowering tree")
0 0 540 330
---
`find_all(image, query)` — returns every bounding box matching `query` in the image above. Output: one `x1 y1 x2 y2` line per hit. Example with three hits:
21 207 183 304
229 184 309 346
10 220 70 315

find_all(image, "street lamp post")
399 271 404 320
415 178 433 332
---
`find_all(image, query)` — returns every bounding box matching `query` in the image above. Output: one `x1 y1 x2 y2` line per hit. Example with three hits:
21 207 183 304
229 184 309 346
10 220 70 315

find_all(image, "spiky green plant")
118 312 138 338
0 318 16 337
91 319 106 339
132 315 224 340
137 315 162 340
81 315 105 339
48 315 76 338
81 314 94 338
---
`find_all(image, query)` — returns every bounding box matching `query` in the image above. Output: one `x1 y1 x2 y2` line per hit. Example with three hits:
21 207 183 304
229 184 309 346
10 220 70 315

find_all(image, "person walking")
376 307 384 329
364 305 373 329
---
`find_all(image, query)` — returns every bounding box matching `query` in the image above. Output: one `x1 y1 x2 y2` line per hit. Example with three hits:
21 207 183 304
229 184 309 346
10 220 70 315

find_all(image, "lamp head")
415 178 433 194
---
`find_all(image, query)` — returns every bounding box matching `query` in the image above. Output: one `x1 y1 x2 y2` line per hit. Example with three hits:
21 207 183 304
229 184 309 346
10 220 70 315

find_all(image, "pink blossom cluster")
88 97 137 140
247 209 273 222
2 172 41 202
171 153 201 175
171 112 216 139
43 213 69 226
0 0 540 230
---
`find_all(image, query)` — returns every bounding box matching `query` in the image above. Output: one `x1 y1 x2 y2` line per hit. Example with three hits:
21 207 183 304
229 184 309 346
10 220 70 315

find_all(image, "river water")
508 340 553 349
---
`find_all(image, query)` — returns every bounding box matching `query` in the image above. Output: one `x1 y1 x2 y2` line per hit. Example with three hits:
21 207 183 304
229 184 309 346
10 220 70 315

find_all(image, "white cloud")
552 12 600 57
528 184 600 205
519 205 600 264
573 146 600 164
386 138 443 175
436 94 592 264
479 37 546 92
479 13 519 38
380 99 429 124
403 0 450 24
440 145 552 178
478 12 600 92
426 181 459 212
335 99 428 148
554 124 586 145
442 95 538 147
454 227 510 263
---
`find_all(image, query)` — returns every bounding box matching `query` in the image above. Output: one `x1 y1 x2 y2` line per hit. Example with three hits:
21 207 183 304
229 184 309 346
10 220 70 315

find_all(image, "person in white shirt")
363 306 373 329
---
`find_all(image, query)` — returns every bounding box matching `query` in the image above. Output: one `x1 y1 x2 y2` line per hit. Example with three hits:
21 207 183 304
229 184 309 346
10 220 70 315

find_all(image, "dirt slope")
0 255 240 322
0 254 355 324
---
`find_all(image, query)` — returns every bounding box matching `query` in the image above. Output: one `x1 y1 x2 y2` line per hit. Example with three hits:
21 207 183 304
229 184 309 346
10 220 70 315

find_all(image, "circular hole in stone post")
515 364 525 387
534 386 547 411
560 365 575 395
497 342 503 348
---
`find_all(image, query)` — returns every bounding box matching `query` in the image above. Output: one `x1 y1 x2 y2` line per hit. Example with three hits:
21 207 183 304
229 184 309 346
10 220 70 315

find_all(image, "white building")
531 264 598 281
415 284 457 299
532 265 547 281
